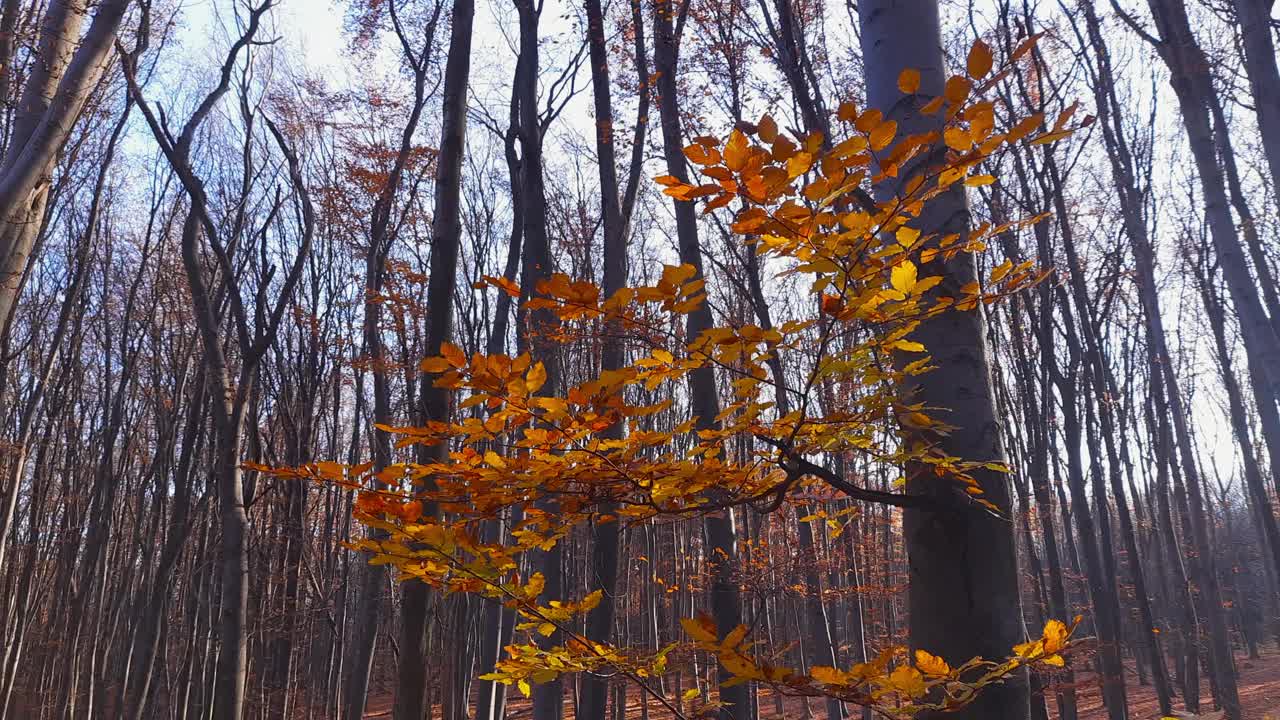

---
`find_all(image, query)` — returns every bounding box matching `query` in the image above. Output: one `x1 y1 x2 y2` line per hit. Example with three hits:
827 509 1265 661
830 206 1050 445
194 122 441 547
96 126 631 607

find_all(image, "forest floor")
1063 647 1280 719
361 648 1280 719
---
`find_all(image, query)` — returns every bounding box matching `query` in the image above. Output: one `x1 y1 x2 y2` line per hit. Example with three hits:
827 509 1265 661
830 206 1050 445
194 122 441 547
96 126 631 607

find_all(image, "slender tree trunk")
652 1 749 716
1144 0 1280 448
1231 0 1280 203
396 0 474 716
579 0 632 713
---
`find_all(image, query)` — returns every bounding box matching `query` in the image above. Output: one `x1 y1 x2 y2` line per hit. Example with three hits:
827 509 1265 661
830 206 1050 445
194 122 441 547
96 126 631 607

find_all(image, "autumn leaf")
680 615 718 644
526 362 547 393
898 68 921 94
724 129 749 171
896 226 921 249
888 665 926 697
1042 619 1069 654
914 649 951 677
758 113 779 143
891 260 918 294
810 666 848 685
967 40 993 79
869 120 897 151
441 342 466 367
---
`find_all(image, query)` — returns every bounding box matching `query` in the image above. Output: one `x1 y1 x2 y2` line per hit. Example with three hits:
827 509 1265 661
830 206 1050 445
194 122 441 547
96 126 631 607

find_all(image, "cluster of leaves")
680 615 1079 716
254 38 1086 716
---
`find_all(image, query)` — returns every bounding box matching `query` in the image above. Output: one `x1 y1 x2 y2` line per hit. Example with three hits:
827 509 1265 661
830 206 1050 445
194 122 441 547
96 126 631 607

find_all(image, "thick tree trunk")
858 2 1027 719
0 0 128 340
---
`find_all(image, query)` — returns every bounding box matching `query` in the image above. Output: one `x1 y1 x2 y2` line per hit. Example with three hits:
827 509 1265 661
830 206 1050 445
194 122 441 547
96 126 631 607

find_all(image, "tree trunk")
0 0 128 340
858 3 1028 719
652 1 749 716
396 0 474 716
1231 0 1280 204
579 0 632 712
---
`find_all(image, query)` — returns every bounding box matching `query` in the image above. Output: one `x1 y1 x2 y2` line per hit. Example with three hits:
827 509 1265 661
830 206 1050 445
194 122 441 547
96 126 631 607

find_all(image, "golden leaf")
810 665 848 685
441 342 466 367
1042 619 1069 654
526 362 548 393
967 40 993 79
898 68 921 94
888 665 926 697
915 649 951 677
724 129 749 171
891 261 918 294
869 120 898 151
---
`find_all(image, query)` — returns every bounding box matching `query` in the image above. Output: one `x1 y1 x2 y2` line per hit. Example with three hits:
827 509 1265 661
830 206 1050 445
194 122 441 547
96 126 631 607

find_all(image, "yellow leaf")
1030 128 1072 146
891 340 926 353
682 688 700 701
536 622 556 637
888 665 926 697
518 679 531 697
1041 654 1065 667
898 68 921 94
895 226 920 249
810 665 848 685
869 120 898 151
724 129 749 171
1013 639 1043 659
484 450 506 469
527 362 548 393
722 624 748 649
681 616 718 644
990 258 1013 283
483 274 521 297
891 261 918 294
1042 619 1069 653
965 174 996 187
967 40 993 79
525 572 546 598
684 143 720 166
944 127 972 151
914 649 951 677
719 650 764 679
787 151 813 178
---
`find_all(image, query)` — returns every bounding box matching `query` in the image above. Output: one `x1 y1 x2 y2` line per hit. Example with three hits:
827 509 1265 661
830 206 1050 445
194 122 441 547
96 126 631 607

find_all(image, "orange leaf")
441 343 466 367
870 120 897 151
898 68 921 94
967 40 993 79
724 129 749 171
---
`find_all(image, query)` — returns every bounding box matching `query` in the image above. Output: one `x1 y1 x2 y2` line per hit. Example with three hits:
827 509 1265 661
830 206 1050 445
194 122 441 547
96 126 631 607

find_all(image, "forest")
1 0 1279 719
